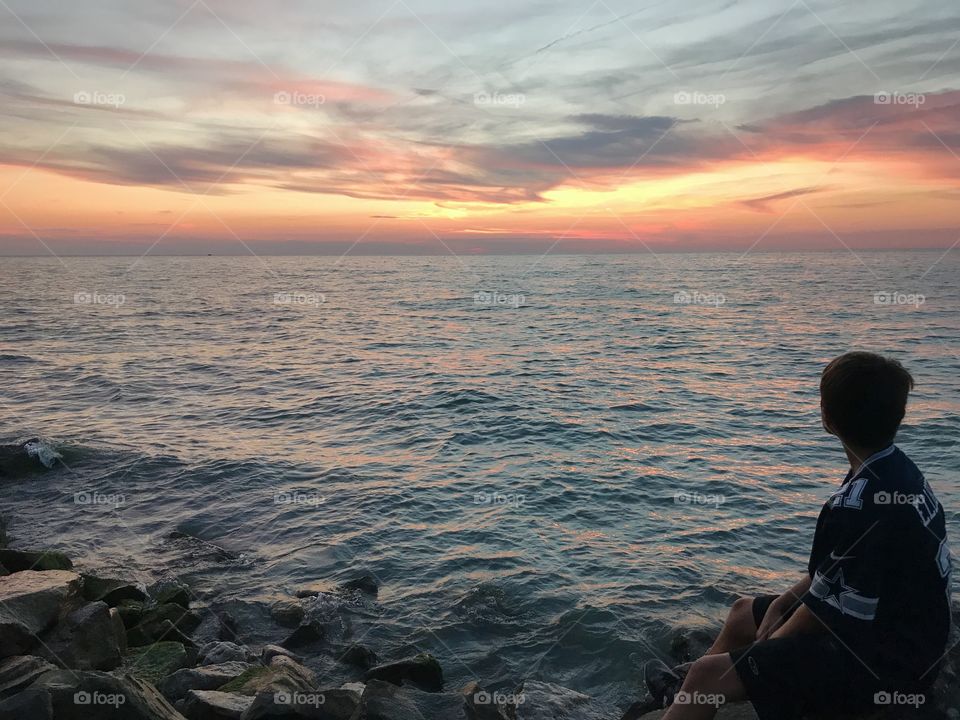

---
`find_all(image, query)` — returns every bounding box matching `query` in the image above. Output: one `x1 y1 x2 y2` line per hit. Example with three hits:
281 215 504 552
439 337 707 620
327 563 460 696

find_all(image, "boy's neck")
842 442 891 473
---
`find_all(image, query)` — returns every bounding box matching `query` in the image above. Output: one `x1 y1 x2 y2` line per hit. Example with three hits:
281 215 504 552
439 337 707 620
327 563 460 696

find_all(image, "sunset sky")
1 0 959 254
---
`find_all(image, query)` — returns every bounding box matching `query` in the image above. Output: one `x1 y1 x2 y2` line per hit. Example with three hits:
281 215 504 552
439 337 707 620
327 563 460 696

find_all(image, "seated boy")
646 352 952 720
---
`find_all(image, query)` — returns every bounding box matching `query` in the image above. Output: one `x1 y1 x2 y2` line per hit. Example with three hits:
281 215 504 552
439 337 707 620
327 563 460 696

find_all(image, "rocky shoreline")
1 533 958 719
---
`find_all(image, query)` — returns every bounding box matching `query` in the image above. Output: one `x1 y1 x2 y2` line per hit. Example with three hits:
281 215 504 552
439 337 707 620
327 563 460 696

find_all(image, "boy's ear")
821 407 835 436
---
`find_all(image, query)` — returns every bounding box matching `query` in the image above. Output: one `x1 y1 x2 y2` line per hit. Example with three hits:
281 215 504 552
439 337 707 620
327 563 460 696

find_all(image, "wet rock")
120 641 192 685
0 686 53 720
462 681 515 720
116 599 146 628
149 578 192 608
81 574 147 606
280 624 324 650
668 627 715 664
218 655 316 697
40 601 124 670
128 604 201 646
0 570 81 657
192 608 239 646
32 668 184 719
0 655 56 697
357 679 462 720
270 600 304 629
364 653 443 692
243 686 360 719
260 645 302 665
159 661 252 702
0 549 72 572
109 607 128 654
182 689 254 719
339 644 377 671
514 681 617 720
338 575 378 596
199 641 255 666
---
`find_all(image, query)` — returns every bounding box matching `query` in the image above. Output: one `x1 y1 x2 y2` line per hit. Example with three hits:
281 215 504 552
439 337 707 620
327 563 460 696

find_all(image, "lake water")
1 252 958 707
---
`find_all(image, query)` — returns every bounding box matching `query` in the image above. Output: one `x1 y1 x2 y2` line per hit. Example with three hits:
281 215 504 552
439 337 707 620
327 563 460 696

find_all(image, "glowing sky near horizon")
1 0 959 254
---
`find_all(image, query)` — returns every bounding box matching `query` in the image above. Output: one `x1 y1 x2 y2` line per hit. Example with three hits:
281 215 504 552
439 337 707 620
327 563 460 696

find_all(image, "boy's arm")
756 573 812 640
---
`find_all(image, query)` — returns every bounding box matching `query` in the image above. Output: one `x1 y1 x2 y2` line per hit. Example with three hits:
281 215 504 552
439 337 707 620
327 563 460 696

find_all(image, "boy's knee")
684 655 724 691
729 596 753 623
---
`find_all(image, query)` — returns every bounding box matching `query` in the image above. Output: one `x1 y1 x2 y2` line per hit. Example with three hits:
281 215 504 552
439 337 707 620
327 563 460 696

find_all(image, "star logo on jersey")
821 568 856 609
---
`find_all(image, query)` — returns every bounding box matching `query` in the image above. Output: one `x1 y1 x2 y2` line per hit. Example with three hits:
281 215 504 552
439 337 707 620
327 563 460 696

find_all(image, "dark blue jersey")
802 445 952 681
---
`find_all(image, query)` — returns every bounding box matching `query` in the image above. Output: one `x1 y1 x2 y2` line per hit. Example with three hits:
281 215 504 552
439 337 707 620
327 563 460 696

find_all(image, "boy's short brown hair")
820 351 914 448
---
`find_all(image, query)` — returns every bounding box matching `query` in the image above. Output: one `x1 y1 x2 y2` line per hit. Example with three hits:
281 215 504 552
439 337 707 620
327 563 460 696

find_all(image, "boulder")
32 668 186 719
356 679 463 720
364 653 444 692
81 574 147 606
462 681 515 720
0 686 53 719
338 644 377 670
242 686 360 719
0 655 56 697
337 576 378 596
192 609 239 646
149 578 191 608
182 689 253 720
514 681 617 720
40 601 124 670
159 661 252 702
0 549 72 573
199 642 255 666
127 603 201 646
120 642 193 685
110 607 128 654
218 655 316 697
0 570 81 657
261 645 302 665
270 600 304 629
280 624 324 650
116 599 146 629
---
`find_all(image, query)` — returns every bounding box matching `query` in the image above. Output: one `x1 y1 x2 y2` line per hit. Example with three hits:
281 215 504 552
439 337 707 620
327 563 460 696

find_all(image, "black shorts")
729 596 897 720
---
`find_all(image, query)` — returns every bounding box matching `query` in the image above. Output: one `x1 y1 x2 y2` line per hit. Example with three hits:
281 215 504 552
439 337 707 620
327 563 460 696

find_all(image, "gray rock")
127 603 201 646
0 570 81 657
0 655 56 697
32 668 185 719
40 601 124 670
364 653 444 692
514 681 617 720
337 576 378 596
338 644 376 670
110 607 128 655
218 655 316 697
183 689 254 719
0 686 53 720
280 624 324 650
115 599 146 629
199 642 255 666
261 645 302 665
81 574 147 606
270 600 304 629
120 641 193 686
462 681 514 720
357 679 462 720
192 609 239 647
149 578 191 608
159 661 252 702
0 549 72 573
